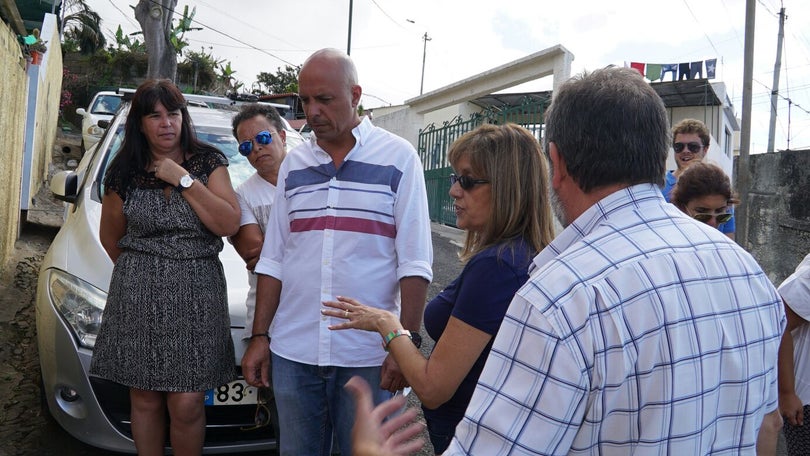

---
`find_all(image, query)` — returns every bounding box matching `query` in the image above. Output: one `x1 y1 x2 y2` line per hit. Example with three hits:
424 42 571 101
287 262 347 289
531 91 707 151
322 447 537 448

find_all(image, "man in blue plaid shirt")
445 67 785 455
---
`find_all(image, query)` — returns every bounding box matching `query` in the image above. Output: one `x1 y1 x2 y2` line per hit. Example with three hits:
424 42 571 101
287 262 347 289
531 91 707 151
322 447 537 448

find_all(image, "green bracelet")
381 329 411 352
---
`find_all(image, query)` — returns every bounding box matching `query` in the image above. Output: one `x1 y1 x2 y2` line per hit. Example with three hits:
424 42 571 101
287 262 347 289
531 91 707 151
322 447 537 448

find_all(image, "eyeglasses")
690 211 732 224
238 130 273 156
449 174 490 190
240 393 271 431
673 142 704 153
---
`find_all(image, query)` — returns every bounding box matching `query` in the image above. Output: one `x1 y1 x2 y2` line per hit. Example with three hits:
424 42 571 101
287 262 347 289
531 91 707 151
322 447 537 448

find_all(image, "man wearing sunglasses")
661 118 735 239
446 67 783 455
229 103 288 341
241 48 432 456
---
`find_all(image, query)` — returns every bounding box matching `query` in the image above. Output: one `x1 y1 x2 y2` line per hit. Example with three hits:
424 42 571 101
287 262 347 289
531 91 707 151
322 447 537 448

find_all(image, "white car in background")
37 93 302 453
75 91 123 153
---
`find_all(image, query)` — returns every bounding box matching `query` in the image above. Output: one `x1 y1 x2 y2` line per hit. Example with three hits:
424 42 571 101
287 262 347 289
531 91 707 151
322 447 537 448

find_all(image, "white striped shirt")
255 117 433 367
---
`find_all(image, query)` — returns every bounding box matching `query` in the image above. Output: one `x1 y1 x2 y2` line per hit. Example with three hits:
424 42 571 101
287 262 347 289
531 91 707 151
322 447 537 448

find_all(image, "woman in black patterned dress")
90 79 241 455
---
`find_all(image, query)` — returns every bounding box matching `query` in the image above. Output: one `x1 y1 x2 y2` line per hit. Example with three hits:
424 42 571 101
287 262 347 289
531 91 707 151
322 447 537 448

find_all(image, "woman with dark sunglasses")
322 123 556 454
670 161 739 236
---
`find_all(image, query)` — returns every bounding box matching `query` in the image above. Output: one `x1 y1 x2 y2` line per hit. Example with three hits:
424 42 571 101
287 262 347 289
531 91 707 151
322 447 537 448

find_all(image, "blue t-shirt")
661 169 735 234
422 238 534 430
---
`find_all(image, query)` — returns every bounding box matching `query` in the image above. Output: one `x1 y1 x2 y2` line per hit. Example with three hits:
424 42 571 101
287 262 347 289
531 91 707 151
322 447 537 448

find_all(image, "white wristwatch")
177 173 196 192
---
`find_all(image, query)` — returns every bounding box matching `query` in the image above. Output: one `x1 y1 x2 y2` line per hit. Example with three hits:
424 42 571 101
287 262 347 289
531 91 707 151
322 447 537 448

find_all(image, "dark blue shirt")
422 238 534 431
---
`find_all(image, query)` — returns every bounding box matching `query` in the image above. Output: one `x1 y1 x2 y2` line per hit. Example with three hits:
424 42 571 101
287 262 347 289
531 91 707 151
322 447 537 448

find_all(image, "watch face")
180 174 193 188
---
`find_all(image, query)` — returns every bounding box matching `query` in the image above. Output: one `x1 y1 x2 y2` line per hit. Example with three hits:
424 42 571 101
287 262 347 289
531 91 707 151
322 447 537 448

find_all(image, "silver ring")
344 310 349 318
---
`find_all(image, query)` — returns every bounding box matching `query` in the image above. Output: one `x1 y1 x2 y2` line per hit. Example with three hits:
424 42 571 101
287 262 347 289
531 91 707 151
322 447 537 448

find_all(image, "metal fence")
418 96 550 225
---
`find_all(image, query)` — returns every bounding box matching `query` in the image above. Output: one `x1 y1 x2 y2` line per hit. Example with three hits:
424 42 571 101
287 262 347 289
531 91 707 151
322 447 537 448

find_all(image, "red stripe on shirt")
291 216 396 238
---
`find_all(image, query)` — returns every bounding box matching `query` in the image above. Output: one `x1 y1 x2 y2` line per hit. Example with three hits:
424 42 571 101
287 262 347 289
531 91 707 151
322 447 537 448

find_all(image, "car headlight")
48 269 106 349
87 124 105 137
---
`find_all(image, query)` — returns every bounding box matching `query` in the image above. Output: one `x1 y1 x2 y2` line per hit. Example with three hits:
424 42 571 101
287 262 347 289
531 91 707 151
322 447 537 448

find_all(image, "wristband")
249 333 269 340
381 329 411 352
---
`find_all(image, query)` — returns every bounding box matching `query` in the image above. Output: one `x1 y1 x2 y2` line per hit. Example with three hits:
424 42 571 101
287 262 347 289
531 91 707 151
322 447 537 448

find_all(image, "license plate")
204 380 258 406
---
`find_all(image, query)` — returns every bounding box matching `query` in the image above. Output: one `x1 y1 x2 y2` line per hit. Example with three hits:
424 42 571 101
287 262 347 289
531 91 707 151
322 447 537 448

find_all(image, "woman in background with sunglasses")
662 118 736 239
670 161 739 232
322 123 556 453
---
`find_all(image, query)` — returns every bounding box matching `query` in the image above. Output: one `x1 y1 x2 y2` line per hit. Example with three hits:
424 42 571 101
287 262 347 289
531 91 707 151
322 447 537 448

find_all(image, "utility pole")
347 0 353 55
767 7 786 153
420 32 431 95
737 0 756 248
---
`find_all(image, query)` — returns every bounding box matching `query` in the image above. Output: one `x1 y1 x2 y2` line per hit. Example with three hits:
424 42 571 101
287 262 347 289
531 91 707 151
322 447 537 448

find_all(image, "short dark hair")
670 162 739 209
231 103 285 138
543 66 670 192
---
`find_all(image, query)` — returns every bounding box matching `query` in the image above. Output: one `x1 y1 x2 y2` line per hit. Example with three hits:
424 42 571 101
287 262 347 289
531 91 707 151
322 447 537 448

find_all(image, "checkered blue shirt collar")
530 183 665 274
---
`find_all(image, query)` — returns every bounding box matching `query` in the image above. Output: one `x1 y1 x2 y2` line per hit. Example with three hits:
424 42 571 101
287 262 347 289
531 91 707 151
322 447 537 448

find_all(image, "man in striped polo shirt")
242 48 433 456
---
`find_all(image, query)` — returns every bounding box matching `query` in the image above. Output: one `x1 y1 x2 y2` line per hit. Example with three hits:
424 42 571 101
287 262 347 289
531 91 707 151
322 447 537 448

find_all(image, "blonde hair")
448 123 555 261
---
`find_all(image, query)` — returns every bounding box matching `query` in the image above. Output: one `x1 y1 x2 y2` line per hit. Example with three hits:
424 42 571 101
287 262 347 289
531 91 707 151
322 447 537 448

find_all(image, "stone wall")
741 149 810 285
0 13 62 273
0 20 30 270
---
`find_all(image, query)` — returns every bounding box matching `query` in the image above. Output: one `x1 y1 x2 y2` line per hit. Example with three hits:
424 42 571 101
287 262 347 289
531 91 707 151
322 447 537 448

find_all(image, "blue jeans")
271 352 391 456
426 417 456 454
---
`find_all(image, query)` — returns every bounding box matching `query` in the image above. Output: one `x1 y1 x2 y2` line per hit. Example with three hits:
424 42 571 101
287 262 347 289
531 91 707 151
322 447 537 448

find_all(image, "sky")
81 0 810 152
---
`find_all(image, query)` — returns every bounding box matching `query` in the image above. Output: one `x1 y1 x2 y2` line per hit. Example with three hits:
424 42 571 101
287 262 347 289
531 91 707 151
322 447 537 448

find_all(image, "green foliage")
255 65 301 95
61 0 106 55
169 5 197 55
217 61 244 92
177 48 221 92
113 25 146 53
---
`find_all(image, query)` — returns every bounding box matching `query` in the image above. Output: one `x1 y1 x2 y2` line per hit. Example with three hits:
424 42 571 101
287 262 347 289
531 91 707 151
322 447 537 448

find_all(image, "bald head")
301 48 358 89
298 48 363 149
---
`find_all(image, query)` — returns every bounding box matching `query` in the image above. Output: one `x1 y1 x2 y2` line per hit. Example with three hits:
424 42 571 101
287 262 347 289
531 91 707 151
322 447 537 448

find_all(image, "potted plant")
22 28 47 64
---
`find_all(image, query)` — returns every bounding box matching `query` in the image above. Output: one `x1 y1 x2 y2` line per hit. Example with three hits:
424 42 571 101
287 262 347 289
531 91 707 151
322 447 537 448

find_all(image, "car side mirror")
50 170 79 204
76 108 87 116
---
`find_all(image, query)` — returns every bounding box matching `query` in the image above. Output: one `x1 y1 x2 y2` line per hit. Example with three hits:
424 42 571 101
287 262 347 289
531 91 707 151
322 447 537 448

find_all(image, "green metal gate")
418 95 550 225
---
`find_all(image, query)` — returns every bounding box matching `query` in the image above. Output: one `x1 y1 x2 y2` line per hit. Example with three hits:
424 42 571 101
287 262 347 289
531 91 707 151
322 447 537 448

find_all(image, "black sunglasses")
238 130 273 156
673 142 704 153
449 174 490 190
691 212 733 224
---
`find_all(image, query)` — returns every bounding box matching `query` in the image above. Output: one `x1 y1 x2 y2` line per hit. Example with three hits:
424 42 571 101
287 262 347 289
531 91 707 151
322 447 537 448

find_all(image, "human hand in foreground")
322 296 397 333
345 376 425 456
781 391 805 426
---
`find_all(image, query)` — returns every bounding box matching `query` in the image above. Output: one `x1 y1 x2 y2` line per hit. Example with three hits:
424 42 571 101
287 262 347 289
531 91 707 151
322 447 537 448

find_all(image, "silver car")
36 98 302 453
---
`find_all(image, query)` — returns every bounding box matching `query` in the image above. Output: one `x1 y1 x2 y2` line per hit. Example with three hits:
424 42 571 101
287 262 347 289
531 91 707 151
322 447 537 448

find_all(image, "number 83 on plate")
204 380 258 405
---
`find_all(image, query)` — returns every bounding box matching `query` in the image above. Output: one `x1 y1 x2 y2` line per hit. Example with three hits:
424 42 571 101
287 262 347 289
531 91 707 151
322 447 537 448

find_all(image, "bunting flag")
661 64 678 81
678 62 691 80
690 61 703 79
627 58 717 82
645 64 662 81
705 58 717 79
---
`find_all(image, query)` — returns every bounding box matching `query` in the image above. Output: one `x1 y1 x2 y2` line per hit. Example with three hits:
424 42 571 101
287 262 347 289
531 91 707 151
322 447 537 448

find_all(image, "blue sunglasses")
238 130 273 156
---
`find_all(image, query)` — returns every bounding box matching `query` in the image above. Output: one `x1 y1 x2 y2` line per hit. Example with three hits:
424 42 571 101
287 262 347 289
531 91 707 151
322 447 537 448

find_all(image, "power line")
681 0 720 56
140 0 296 67
367 0 408 30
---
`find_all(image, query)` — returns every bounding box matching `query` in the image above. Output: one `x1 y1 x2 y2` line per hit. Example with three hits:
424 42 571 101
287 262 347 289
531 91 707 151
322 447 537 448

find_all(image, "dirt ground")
0 129 111 455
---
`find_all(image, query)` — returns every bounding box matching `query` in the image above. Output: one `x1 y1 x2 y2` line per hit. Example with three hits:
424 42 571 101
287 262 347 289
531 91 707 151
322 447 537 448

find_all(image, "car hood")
45 188 249 330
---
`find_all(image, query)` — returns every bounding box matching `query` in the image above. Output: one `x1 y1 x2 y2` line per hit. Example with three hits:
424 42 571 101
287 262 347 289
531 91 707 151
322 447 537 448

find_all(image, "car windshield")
91 95 122 115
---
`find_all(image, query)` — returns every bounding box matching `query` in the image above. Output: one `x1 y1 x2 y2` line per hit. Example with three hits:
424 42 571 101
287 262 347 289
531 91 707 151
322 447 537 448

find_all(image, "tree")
61 0 107 55
255 65 301 95
134 0 178 79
